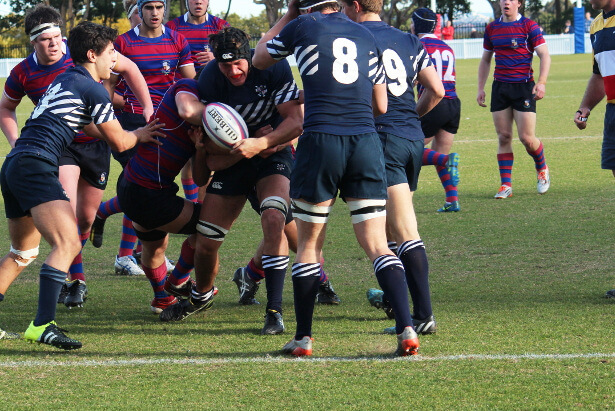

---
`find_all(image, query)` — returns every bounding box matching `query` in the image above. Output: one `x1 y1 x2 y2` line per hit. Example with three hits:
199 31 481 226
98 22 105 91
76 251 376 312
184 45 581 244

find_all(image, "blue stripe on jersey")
363 21 427 141
268 12 384 135
166 13 228 70
483 16 545 83
114 26 193 113
419 34 457 100
124 79 198 189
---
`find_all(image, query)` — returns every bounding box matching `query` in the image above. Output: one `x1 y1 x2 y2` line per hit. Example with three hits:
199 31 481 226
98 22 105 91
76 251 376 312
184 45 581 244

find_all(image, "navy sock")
0 292 4 302
373 255 413 334
262 255 288 313
291 263 320 339
398 240 432 320
34 264 67 326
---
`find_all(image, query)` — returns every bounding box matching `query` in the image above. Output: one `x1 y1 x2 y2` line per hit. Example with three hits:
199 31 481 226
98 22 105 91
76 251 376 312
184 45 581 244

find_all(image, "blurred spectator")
470 27 480 38
585 12 594 32
441 20 454 40
563 19 573 34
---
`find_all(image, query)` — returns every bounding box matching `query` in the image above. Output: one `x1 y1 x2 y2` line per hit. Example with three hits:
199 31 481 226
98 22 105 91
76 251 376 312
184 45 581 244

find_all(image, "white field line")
1 352 614 368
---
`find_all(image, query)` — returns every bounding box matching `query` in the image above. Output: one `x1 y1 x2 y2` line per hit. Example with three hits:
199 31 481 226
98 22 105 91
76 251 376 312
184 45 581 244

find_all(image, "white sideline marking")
1 352 614 368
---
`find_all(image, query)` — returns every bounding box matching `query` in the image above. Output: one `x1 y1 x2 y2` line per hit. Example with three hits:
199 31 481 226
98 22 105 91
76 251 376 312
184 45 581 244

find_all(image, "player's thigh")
513 109 537 141
385 184 419 242
200 193 246 230
431 129 455 154
58 164 80 214
75 180 104 231
31 200 80 253
492 108 514 138
7 216 40 250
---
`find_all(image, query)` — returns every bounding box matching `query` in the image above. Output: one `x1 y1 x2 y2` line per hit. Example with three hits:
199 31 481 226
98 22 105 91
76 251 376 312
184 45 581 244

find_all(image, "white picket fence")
0 34 591 78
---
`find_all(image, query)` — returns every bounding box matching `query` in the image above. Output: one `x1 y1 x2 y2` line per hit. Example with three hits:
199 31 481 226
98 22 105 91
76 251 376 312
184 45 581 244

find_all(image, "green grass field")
1 53 614 409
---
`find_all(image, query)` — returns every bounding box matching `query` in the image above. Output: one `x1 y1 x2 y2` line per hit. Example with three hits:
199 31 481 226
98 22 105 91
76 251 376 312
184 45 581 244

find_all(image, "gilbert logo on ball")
202 102 248 150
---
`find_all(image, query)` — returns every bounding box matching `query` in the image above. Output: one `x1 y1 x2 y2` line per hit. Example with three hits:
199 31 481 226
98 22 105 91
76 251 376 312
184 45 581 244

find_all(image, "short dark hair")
24 4 62 37
67 21 118 65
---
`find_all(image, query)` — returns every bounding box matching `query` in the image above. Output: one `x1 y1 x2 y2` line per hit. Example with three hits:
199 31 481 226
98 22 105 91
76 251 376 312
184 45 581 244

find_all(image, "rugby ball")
202 102 248 150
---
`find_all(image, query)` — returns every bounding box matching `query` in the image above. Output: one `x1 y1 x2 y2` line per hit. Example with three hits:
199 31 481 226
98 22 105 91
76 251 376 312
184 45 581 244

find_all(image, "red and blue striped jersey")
418 34 457 100
166 13 228 71
3 42 97 144
590 10 615 103
114 25 193 114
483 15 545 83
124 79 198 189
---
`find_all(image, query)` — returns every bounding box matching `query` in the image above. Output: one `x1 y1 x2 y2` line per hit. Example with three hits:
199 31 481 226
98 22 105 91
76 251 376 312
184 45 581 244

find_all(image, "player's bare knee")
347 199 386 224
9 246 39 267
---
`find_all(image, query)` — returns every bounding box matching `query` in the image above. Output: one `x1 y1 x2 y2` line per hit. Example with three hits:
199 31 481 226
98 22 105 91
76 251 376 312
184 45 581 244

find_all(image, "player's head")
209 27 251 86
68 21 118 80
411 7 437 35
298 0 340 13
137 0 165 27
123 0 142 27
25 4 64 63
500 0 522 17
340 0 382 20
186 0 209 18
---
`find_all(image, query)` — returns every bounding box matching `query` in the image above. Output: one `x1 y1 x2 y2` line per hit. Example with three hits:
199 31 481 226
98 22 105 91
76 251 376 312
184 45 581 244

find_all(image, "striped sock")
291 262 321 339
97 196 122 219
118 215 137 258
422 148 448 167
373 255 413 334
262 255 289 312
497 153 514 187
246 258 265 282
168 238 195 285
387 241 398 254
68 231 90 282
436 165 459 203
526 141 547 171
191 286 215 303
181 178 199 203
398 240 432 320
142 261 169 299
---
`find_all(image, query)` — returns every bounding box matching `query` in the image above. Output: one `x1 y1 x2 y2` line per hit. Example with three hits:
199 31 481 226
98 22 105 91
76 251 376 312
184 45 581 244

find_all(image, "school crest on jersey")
255 84 267 98
162 60 172 75
511 38 518 49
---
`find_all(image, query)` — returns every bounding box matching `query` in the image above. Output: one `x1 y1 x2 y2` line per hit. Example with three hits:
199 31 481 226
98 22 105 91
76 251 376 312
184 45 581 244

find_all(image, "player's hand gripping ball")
202 103 248 150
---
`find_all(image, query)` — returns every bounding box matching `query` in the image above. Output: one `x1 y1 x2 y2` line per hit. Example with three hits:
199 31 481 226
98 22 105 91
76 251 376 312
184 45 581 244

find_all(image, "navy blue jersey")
363 21 431 141
11 65 115 164
266 12 385 135
197 52 300 136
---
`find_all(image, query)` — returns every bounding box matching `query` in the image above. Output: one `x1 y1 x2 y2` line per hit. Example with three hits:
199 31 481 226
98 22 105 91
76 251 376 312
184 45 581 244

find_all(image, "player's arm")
574 73 605 130
230 99 303 158
112 53 155 121
253 0 299 69
533 45 550 100
477 50 493 107
0 93 20 148
83 118 165 152
179 64 197 80
372 83 388 117
415 65 445 118
176 91 205 125
189 127 213 186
